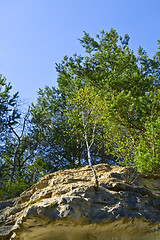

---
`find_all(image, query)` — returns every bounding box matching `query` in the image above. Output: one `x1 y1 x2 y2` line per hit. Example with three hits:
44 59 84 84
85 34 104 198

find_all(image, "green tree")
0 76 44 200
0 75 19 144
134 89 160 172
57 29 152 135
0 75 20 199
66 85 107 188
56 29 160 171
31 86 86 171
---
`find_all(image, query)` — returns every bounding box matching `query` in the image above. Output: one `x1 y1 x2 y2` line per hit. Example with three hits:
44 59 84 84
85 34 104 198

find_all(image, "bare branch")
20 107 30 139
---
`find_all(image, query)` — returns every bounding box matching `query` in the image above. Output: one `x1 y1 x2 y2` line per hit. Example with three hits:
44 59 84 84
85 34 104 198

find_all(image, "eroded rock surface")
1 164 160 240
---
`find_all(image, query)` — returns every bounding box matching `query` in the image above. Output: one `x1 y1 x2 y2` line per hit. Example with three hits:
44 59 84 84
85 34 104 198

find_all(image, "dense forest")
0 29 160 200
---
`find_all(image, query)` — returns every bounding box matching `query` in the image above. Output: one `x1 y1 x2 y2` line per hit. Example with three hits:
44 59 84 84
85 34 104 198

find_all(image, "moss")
50 201 57 208
28 201 35 206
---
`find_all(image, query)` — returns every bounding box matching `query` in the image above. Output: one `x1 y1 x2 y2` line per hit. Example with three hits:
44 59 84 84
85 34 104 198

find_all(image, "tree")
31 86 86 171
66 85 107 188
0 76 45 200
56 29 160 171
134 89 160 172
31 84 112 173
0 105 43 200
0 75 19 147
1 28 160 201
0 75 21 199
56 29 152 136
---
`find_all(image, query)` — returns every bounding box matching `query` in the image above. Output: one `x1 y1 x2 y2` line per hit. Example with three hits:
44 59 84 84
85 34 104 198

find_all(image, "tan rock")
0 164 160 240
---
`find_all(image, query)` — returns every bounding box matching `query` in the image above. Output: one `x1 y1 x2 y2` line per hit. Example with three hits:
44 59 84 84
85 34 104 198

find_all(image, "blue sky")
0 0 160 103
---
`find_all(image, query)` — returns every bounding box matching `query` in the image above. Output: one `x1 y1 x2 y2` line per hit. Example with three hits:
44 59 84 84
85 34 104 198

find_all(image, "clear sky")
0 0 160 103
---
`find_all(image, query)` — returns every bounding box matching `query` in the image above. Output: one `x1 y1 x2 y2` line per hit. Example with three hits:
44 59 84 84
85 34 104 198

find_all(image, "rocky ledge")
1 164 160 240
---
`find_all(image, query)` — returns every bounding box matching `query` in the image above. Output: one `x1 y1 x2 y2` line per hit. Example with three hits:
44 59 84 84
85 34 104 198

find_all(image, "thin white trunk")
151 95 155 158
82 111 99 189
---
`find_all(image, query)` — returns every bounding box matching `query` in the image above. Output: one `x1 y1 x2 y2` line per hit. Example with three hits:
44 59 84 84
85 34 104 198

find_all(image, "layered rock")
1 164 160 240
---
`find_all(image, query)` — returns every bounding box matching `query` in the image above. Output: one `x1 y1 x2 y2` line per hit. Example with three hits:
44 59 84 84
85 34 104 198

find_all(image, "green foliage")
0 75 19 139
56 29 160 172
1 28 160 200
65 85 106 156
134 90 160 172
31 86 85 169
0 77 47 200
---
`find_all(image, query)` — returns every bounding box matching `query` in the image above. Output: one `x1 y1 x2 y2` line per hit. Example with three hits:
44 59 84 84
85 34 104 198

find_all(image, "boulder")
1 164 160 240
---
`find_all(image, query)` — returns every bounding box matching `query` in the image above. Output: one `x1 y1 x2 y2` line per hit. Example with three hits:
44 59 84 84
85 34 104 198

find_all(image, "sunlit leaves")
56 29 160 172
65 85 106 139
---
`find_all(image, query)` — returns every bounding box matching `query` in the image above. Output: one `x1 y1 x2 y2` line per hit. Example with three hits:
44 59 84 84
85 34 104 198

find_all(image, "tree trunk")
87 145 99 190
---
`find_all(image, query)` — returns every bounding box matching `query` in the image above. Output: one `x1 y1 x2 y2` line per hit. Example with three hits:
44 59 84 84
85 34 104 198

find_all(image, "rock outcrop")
1 164 160 240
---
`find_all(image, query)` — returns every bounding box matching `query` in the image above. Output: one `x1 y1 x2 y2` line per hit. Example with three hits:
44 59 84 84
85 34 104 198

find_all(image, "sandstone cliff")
1 164 160 240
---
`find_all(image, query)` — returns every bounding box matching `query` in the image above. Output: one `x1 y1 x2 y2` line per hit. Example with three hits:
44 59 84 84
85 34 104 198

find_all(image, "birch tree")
66 85 106 189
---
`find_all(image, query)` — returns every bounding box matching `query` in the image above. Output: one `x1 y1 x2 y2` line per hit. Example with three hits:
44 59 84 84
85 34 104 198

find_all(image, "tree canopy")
1 28 160 200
